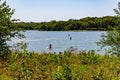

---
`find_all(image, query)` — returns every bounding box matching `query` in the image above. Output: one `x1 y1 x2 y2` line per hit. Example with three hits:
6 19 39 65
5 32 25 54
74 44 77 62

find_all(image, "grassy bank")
0 51 120 80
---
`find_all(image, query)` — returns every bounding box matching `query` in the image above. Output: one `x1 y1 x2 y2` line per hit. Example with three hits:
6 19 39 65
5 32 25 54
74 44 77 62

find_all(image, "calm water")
11 30 106 53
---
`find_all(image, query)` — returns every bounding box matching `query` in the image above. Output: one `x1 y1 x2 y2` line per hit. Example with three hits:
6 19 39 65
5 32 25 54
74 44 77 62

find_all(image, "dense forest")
15 16 119 31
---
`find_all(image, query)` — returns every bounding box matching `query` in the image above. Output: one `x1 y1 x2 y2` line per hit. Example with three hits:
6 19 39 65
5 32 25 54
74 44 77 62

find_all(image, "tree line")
15 16 119 31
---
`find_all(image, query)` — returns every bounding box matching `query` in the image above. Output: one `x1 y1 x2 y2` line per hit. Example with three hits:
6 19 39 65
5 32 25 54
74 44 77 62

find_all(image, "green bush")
0 51 120 79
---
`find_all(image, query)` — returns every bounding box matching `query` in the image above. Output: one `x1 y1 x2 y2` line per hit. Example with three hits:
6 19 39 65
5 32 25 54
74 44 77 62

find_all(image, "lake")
10 30 106 53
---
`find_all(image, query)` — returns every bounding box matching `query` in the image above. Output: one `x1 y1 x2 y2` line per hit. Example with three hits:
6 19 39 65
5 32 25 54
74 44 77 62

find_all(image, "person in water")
70 36 72 40
48 44 52 50
68 34 72 40
68 34 70 37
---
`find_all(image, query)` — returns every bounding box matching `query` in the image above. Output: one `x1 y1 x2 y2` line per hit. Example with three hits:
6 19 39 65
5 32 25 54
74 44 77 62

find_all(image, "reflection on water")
10 30 106 53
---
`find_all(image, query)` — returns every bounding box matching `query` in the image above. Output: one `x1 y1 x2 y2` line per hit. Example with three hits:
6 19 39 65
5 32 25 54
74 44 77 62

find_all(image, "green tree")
97 2 120 56
0 1 24 58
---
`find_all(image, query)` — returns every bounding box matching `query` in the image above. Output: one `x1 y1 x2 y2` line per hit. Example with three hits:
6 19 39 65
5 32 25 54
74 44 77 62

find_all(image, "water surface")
11 30 106 53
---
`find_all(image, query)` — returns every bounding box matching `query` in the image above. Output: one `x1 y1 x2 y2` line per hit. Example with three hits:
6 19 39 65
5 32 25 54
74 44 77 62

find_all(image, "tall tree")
97 2 120 56
0 1 24 58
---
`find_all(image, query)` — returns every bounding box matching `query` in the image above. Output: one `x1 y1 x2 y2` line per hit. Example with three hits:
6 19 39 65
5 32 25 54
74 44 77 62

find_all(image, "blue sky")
6 0 120 22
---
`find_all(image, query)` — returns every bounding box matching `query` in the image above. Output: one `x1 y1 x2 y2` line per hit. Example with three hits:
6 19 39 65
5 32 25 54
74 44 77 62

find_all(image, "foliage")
97 2 120 57
14 16 118 31
52 65 72 80
97 30 120 56
0 51 120 79
0 1 24 58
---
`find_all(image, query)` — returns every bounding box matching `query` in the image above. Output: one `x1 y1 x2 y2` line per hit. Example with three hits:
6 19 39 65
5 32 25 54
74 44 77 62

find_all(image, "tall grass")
0 50 120 80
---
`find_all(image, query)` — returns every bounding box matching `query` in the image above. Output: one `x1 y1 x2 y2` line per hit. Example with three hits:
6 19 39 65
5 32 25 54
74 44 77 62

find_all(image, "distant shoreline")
15 16 117 31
